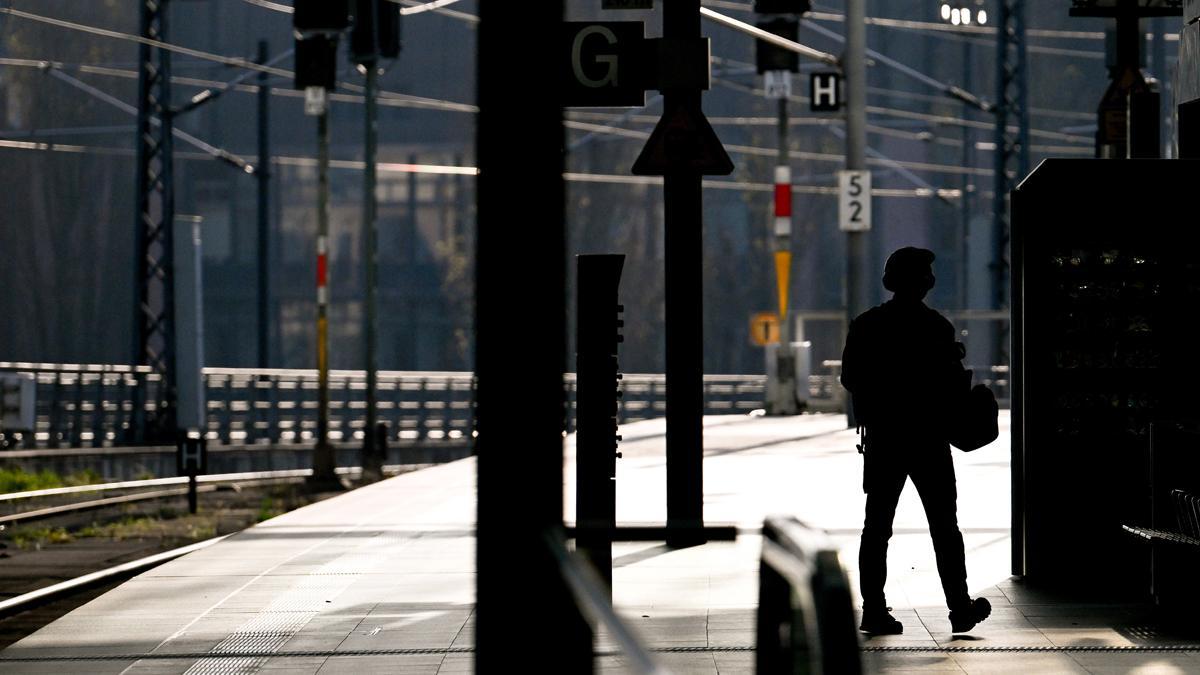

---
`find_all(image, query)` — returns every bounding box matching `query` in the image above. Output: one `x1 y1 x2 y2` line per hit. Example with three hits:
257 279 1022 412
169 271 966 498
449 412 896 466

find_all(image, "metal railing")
758 516 862 674
0 363 786 450
796 309 1012 406
546 530 666 674
0 360 1004 451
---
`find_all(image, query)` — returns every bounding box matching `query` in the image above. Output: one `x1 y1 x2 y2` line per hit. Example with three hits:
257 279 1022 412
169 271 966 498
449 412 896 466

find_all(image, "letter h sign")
809 72 841 112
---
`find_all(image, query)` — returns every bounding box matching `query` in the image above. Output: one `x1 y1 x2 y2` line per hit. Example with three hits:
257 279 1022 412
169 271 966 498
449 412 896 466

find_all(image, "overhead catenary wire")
799 18 993 112
567 109 1091 156
708 76 1091 145
705 0 1177 42
0 7 477 113
712 53 1095 122
394 0 475 22
575 108 966 148
698 7 840 67
0 56 476 115
0 138 961 200
0 5 1098 124
1 4 1089 182
44 66 256 174
241 0 473 20
564 119 994 177
175 48 294 115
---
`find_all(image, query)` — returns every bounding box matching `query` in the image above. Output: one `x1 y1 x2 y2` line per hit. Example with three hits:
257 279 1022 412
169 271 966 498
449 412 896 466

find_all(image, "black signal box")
756 18 799 74
294 0 351 34
352 0 401 63
294 35 339 90
753 0 811 14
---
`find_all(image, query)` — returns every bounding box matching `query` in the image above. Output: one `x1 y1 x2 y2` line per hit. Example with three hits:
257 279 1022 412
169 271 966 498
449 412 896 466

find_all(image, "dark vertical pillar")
362 61 382 481
996 0 1029 577
662 0 705 548
476 1 582 669
960 39 972 311
576 254 625 596
844 0 867 429
1151 17 1167 156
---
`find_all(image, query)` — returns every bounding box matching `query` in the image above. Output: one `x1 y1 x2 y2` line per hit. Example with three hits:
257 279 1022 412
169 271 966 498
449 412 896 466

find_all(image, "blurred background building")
0 1 1178 376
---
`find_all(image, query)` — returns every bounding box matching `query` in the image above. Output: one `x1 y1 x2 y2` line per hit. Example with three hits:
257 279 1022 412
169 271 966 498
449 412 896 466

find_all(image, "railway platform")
3 412 1200 673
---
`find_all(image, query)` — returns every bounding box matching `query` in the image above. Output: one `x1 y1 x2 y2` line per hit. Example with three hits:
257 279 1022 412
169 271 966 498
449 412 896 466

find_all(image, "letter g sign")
562 22 645 107
572 25 619 88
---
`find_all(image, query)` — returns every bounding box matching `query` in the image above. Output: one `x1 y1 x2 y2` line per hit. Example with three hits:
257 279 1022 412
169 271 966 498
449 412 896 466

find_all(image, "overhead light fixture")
941 2 952 20
951 7 961 24
978 8 988 23
962 8 971 23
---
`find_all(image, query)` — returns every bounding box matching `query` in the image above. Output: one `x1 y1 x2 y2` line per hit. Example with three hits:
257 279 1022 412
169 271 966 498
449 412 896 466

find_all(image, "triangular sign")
631 105 734 176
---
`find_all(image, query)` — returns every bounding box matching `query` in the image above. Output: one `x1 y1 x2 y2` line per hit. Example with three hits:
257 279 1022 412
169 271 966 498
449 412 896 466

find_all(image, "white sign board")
838 170 871 231
763 70 792 100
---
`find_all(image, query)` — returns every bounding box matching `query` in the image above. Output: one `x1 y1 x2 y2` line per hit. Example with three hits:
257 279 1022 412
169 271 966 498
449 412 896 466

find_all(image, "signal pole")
663 0 706 547
257 41 271 370
293 2 348 489
312 104 338 488
361 58 382 482
844 0 867 428
767 93 798 416
753 3 804 416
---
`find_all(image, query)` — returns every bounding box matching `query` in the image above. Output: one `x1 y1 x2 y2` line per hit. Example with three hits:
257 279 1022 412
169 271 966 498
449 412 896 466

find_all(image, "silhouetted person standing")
841 247 991 635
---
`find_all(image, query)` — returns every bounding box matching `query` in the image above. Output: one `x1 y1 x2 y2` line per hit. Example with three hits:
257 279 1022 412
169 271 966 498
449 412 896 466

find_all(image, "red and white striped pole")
767 90 798 416
773 164 792 334
312 93 336 485
774 164 792 239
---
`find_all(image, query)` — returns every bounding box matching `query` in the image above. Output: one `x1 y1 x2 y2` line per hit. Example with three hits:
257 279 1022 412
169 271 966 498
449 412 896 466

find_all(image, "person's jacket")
841 298 966 441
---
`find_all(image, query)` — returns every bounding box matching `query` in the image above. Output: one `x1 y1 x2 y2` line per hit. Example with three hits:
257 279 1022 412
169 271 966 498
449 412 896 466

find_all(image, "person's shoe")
859 607 903 635
949 597 992 633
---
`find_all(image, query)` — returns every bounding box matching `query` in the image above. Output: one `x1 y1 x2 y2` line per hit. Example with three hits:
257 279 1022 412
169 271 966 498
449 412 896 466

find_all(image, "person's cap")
882 246 935 292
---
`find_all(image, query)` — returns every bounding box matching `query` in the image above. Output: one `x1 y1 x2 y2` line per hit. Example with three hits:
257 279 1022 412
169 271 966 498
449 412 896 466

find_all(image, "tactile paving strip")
8 644 1200 664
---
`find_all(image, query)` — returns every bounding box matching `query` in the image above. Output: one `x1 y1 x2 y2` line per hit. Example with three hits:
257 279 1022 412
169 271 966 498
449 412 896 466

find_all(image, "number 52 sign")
838 170 871 232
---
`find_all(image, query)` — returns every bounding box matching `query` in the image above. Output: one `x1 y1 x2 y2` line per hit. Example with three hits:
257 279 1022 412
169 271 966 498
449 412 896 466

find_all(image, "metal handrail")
758 516 862 675
545 530 667 675
0 366 779 449
0 467 334 502
0 465 411 506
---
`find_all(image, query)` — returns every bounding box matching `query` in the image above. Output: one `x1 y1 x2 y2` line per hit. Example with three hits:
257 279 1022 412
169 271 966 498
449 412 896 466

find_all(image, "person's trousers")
859 443 970 612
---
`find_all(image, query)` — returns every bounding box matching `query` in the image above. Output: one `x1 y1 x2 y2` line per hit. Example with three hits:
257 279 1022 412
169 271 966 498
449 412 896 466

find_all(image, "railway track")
0 465 412 528
0 465 423 633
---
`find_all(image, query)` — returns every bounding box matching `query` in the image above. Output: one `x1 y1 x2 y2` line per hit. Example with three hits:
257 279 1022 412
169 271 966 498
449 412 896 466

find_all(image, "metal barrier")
797 309 1012 407
0 363 781 449
757 516 862 674
546 530 666 674
0 361 1002 451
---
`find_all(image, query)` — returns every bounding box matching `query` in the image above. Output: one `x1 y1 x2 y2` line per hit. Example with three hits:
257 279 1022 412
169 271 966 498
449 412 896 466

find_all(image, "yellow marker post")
774 250 791 323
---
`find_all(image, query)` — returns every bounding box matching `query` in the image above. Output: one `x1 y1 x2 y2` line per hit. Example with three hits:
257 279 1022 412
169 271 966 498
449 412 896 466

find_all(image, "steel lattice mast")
991 0 1028 361
133 0 176 443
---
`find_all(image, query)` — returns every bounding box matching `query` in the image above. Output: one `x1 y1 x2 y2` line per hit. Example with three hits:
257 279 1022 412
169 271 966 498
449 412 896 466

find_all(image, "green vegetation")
256 496 285 523
10 526 73 550
76 515 215 543
0 466 104 494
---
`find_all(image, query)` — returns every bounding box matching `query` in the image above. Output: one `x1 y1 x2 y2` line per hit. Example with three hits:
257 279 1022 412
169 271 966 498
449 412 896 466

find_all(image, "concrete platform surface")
4 411 1199 673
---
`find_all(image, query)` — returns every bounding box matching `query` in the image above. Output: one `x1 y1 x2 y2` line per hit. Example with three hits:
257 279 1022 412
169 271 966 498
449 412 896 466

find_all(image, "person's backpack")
948 381 999 452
